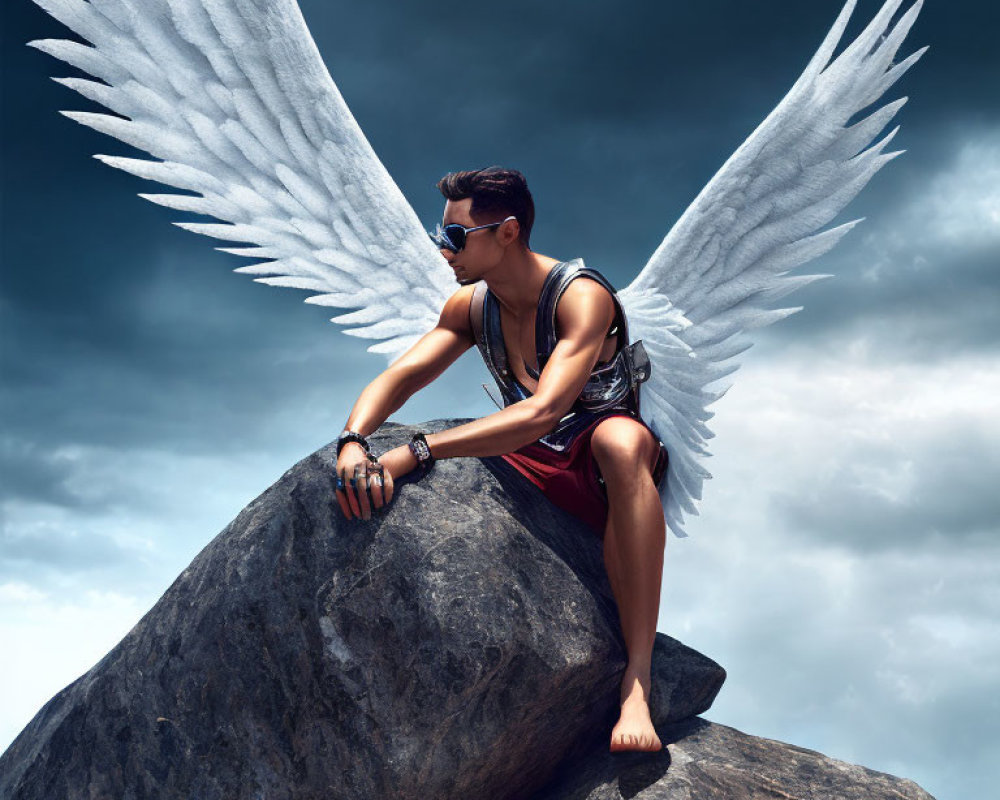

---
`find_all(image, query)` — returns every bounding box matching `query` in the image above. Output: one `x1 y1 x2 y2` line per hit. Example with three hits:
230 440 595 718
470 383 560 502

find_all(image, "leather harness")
468 258 652 451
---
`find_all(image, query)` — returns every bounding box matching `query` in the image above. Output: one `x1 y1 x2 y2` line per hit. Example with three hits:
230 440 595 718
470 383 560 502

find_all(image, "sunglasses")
428 215 516 253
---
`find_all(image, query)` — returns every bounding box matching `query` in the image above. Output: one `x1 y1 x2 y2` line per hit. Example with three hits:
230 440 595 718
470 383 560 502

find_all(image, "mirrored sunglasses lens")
442 225 466 252
428 228 456 253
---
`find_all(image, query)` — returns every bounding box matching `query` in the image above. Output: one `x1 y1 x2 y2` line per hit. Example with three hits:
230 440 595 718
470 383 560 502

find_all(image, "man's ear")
499 218 521 247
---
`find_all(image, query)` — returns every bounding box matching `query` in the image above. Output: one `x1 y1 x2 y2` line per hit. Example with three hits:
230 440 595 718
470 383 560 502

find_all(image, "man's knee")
591 417 657 481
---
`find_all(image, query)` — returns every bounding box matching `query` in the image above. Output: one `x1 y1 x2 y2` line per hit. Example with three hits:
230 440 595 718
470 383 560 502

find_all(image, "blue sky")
2 1 998 797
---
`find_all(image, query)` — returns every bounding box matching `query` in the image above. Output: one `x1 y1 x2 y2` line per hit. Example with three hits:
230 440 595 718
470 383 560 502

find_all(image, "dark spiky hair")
436 166 534 247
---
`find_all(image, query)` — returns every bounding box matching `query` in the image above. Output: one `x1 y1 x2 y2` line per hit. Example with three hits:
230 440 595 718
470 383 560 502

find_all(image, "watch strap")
408 432 435 476
337 429 371 458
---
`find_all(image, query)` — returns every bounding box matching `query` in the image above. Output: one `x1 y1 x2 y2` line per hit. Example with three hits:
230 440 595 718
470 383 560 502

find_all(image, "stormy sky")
2 0 998 796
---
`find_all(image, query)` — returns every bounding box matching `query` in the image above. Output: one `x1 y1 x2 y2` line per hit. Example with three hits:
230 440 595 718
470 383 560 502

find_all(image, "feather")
29 0 455 365
620 0 924 537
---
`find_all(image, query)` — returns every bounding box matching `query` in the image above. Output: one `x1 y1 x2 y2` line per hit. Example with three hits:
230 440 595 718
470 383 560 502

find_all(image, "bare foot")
609 669 663 753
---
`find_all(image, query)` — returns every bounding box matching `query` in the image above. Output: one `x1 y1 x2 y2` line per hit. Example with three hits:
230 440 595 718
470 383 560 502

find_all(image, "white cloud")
0 581 48 604
658 347 1000 800
0 585 148 753
861 129 1000 278
920 137 1000 246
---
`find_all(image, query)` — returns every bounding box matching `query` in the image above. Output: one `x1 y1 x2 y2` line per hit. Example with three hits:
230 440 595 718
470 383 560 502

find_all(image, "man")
334 167 669 753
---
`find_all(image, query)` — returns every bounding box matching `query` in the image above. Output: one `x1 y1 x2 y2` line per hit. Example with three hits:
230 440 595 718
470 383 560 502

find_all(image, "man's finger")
336 487 353 520
343 467 362 518
368 468 386 509
335 469 353 520
346 487 361 518
384 471 394 505
355 464 372 520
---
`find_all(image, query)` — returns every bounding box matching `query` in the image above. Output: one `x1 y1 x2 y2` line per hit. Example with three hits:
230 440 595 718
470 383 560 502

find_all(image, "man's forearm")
343 369 414 437
425 399 556 460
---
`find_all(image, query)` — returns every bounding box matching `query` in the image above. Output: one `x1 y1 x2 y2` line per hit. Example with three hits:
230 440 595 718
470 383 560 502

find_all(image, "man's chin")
456 275 477 286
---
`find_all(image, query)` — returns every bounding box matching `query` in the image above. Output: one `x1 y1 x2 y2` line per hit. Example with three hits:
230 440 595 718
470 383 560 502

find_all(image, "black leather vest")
470 258 651 451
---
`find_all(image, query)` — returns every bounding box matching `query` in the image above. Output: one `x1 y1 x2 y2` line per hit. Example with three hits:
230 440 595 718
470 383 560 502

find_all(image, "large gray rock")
0 420 721 800
0 420 933 800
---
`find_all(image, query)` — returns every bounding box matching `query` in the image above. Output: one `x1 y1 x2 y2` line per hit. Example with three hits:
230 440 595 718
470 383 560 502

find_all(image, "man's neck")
484 249 560 317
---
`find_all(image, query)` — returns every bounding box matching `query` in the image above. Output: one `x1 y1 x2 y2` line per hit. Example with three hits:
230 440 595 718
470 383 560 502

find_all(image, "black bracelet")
408 432 435 477
337 429 371 459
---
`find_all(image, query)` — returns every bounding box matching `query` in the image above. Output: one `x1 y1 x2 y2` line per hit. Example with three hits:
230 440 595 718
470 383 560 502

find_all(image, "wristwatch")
337 428 372 459
408 432 436 477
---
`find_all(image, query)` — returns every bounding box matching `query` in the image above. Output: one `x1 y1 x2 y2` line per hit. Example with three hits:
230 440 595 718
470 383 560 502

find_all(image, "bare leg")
594 419 665 752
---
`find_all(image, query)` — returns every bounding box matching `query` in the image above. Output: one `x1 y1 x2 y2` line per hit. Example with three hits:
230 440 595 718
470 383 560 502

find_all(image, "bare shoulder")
555 276 616 334
437 283 478 340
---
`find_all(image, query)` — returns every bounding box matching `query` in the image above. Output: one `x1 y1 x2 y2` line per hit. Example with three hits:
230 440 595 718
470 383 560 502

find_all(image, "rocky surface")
0 420 934 800
532 717 937 799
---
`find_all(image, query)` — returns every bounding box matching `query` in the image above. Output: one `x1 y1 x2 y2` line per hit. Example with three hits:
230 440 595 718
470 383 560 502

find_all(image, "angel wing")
27 0 454 360
618 0 927 538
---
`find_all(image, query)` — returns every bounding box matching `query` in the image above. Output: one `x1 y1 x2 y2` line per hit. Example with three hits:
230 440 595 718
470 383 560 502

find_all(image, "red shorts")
500 413 668 537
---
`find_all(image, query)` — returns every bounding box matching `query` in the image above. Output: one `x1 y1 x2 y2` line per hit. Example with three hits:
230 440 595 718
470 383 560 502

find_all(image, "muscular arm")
342 285 476 437
425 278 617 459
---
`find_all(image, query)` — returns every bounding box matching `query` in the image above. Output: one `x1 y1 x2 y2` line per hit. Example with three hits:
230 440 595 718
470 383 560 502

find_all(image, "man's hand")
336 442 391 521
377 444 419 482
335 442 418 521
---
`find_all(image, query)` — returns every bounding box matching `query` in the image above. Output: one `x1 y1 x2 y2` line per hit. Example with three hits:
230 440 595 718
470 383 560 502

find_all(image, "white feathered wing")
618 0 927 538
28 0 454 360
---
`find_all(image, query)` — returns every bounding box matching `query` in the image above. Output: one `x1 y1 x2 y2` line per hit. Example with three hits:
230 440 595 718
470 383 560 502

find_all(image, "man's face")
437 198 516 286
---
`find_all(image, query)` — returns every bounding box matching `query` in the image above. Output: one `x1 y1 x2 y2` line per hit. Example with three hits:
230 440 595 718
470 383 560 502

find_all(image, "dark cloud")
757 239 1000 360
300 0 999 283
753 123 1000 360
0 438 108 510
0 239 372 456
769 418 1000 550
3 0 994 451
0 521 134 574
4 0 993 347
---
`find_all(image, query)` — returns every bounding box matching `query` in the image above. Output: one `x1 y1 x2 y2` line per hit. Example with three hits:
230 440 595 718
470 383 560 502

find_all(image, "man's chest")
497 306 540 393
497 304 617 395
